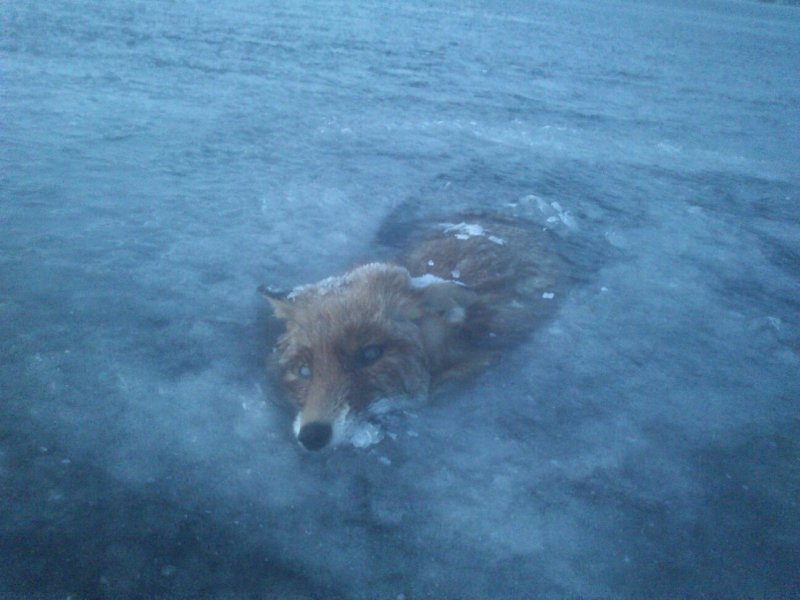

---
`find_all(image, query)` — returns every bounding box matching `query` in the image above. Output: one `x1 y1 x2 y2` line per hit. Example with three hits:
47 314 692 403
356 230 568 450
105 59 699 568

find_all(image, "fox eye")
296 364 312 379
357 344 384 366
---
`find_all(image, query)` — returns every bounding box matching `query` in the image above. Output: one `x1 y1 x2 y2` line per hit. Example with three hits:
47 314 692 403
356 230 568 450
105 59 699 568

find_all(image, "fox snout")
290 380 353 451
293 405 349 451
296 420 332 451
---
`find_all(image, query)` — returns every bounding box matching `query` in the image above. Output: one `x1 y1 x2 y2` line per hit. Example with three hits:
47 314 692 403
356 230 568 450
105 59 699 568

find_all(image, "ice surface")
1 0 799 598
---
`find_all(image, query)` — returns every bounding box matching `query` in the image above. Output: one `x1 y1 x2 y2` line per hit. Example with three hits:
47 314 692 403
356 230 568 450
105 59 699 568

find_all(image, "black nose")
297 421 332 451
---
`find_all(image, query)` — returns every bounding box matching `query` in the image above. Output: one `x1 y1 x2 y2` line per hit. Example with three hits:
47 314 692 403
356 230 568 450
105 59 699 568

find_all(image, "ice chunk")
348 421 384 448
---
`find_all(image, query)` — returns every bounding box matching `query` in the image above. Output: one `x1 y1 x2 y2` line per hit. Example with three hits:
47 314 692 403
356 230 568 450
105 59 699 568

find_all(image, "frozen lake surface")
2 0 799 597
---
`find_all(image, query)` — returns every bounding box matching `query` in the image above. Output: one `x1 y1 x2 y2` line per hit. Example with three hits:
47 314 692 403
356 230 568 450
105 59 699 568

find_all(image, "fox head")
262 263 477 451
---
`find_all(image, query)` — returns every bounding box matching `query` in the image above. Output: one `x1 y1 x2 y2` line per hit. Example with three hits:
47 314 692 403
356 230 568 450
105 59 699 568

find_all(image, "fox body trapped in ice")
261 215 566 451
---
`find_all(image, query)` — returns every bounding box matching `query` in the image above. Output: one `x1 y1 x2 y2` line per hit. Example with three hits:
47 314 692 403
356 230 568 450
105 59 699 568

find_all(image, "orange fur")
262 216 564 450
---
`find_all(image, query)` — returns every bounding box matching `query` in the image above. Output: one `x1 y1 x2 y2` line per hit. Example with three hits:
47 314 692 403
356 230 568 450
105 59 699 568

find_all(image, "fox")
260 215 566 451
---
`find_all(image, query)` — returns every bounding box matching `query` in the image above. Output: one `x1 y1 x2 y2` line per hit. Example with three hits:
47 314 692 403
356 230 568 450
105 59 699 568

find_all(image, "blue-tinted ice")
1 0 798 597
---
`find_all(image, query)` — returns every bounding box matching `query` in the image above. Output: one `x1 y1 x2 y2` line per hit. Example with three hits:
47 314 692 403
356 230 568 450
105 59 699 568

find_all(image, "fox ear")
258 285 294 321
415 281 477 324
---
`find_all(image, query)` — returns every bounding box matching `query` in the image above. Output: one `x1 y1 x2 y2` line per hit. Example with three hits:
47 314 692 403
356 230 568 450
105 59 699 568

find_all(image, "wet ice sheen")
1 0 799 598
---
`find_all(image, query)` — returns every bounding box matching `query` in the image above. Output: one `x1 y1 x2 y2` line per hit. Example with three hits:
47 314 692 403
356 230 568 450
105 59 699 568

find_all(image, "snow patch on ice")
440 222 506 244
442 222 486 239
410 273 468 291
410 273 448 288
522 194 578 230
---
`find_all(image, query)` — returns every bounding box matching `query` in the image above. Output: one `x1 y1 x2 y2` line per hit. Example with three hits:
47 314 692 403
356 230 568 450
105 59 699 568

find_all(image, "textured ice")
1 0 798 598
